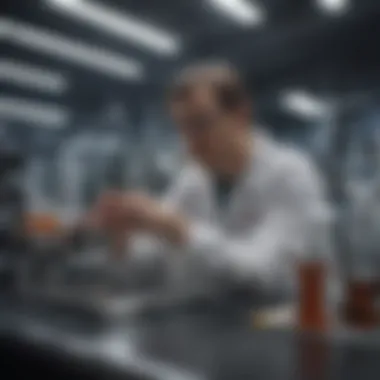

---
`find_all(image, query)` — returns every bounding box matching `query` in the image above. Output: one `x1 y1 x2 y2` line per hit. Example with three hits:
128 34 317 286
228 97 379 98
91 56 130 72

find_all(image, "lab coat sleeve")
127 167 195 264
184 159 332 290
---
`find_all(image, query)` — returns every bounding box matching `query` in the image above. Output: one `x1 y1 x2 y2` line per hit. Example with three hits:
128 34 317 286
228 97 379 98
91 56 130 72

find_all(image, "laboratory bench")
0 290 380 380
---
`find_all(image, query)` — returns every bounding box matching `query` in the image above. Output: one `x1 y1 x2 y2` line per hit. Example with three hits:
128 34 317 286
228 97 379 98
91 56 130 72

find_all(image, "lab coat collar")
195 129 275 221
188 128 275 188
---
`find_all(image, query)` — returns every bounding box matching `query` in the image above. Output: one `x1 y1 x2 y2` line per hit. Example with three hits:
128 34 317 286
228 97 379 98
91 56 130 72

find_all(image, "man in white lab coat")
91 62 331 295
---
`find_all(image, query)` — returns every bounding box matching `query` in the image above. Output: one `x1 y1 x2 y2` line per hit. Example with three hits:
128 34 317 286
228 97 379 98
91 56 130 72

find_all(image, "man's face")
170 86 243 170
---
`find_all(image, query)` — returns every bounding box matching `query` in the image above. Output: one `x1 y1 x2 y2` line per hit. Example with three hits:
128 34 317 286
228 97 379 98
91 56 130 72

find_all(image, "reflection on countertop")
1 289 380 380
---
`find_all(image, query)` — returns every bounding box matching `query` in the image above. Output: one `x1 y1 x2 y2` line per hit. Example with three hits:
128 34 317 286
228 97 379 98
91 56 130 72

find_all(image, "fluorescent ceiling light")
316 0 350 14
46 0 181 56
208 0 265 26
281 90 329 119
0 18 12 39
0 60 68 94
2 19 143 81
0 97 69 128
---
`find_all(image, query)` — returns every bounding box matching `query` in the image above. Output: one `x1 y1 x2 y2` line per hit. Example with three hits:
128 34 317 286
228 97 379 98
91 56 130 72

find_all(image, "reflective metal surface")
1 294 380 380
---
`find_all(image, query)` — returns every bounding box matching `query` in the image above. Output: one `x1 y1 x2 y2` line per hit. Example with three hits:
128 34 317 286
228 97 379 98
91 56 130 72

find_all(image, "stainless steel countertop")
1 293 380 380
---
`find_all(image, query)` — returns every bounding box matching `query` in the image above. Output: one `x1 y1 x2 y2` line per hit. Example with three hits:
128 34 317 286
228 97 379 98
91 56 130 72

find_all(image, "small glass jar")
297 207 335 333
342 185 380 329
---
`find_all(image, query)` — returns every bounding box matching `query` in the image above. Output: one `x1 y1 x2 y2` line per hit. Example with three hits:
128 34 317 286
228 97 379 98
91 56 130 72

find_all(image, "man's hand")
89 191 189 246
80 191 132 259
122 193 189 245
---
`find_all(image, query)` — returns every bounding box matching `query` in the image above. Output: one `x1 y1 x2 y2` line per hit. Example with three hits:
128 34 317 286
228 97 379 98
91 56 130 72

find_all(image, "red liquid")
298 261 328 332
343 279 378 329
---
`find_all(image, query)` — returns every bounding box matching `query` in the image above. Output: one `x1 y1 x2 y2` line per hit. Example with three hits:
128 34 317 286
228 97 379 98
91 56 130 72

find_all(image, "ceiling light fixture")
0 60 68 94
208 0 265 26
46 0 181 56
2 19 144 81
0 18 12 39
0 97 69 128
316 0 350 15
281 90 330 119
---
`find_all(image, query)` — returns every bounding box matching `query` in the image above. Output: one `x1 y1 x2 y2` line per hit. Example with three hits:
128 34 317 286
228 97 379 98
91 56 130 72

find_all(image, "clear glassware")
297 206 336 332
343 180 380 328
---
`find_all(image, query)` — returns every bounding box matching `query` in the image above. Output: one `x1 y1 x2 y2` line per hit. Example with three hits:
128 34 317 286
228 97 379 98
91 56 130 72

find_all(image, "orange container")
298 260 328 332
25 213 62 237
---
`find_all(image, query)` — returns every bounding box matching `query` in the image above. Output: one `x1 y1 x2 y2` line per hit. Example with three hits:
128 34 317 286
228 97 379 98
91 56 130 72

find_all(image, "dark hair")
169 61 249 112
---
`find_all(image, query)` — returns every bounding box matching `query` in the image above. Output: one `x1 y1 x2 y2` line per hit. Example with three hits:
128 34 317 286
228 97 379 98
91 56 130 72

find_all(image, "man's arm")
175 157 333 290
128 157 332 291
126 167 196 261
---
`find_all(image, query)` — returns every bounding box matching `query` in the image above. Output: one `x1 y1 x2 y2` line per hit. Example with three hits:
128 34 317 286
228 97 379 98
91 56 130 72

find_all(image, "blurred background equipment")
0 146 25 290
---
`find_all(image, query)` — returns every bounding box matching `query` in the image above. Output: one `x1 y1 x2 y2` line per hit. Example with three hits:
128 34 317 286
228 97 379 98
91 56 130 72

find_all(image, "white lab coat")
129 132 333 295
